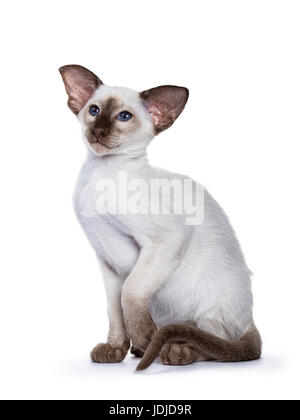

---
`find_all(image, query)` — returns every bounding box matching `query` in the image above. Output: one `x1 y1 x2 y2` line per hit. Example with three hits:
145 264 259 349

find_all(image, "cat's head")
59 65 189 157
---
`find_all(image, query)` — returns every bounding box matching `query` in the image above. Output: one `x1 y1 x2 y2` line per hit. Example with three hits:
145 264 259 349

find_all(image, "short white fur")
73 83 254 345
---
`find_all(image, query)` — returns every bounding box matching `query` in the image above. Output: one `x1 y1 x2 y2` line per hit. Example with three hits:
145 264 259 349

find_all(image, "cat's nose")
91 128 108 139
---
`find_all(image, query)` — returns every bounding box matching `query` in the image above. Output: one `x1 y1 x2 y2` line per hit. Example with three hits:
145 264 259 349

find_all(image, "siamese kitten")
59 65 261 370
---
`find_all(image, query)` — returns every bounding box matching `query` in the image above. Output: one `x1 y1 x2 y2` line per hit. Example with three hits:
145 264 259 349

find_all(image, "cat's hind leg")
159 340 208 366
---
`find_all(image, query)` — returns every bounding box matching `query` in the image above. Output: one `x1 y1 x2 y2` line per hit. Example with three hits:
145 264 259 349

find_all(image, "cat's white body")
74 152 253 341
59 65 259 364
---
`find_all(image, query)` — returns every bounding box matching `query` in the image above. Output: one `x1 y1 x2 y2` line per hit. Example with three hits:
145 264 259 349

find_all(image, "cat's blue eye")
117 111 133 122
89 105 100 116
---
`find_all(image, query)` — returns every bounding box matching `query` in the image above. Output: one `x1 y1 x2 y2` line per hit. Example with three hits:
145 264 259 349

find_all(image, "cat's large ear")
140 85 189 134
59 65 103 115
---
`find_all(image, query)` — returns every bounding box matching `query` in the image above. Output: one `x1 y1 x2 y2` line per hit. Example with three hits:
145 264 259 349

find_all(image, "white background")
0 0 299 400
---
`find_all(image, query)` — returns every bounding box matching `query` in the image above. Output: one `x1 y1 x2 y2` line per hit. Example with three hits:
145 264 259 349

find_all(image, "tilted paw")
130 346 144 358
130 322 157 353
90 342 129 363
160 343 199 366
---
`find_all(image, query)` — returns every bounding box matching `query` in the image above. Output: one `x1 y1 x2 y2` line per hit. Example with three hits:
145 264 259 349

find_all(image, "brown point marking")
140 85 189 134
59 64 102 115
136 323 262 371
85 96 121 152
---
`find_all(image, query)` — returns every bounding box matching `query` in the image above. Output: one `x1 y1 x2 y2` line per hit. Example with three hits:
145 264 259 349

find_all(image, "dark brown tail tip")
136 354 153 371
135 324 183 371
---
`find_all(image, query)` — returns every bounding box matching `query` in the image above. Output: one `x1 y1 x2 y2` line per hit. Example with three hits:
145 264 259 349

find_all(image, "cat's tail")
136 323 262 371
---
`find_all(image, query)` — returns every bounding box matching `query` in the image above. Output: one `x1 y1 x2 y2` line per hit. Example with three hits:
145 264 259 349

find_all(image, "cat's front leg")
122 295 157 354
121 240 183 353
91 258 130 363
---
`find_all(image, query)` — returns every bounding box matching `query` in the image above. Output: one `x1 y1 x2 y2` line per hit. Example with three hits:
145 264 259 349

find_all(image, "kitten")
59 65 261 370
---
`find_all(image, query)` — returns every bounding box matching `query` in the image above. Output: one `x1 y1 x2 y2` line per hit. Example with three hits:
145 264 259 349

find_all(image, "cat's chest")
73 161 140 277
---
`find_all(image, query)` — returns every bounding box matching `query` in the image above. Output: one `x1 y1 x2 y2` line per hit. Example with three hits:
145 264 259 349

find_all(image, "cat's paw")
160 343 202 366
130 321 157 353
90 341 129 363
130 346 144 358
